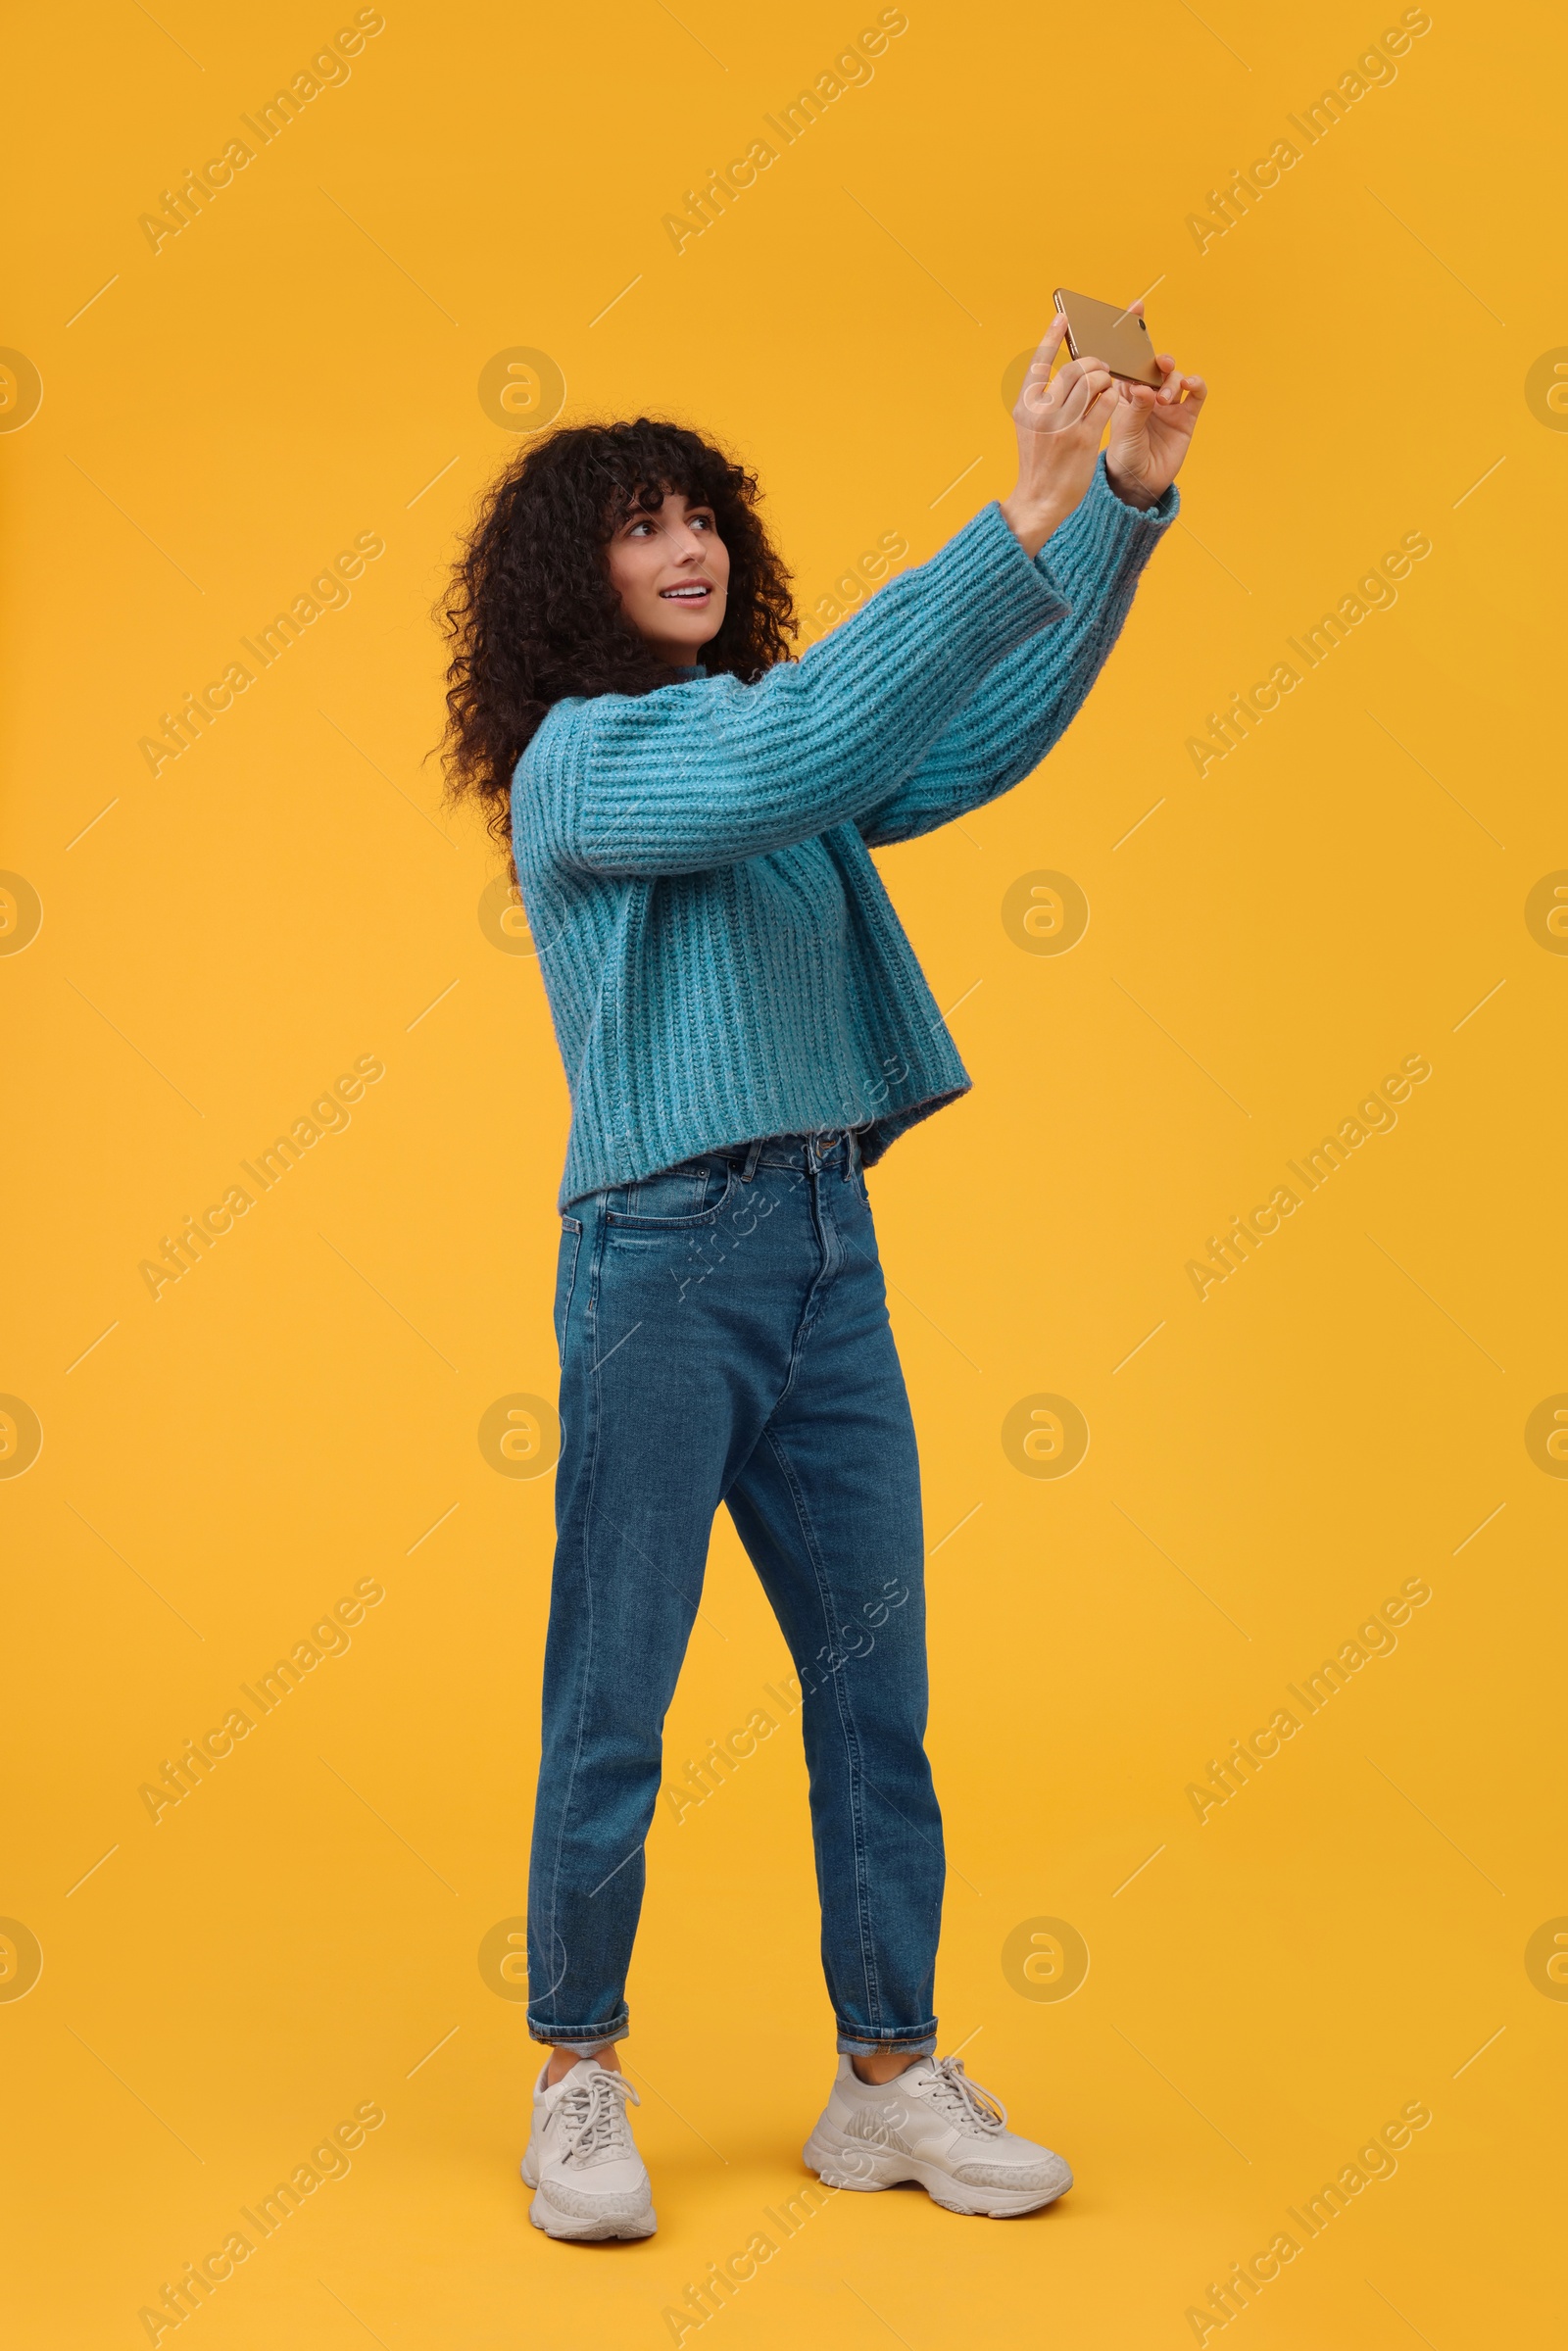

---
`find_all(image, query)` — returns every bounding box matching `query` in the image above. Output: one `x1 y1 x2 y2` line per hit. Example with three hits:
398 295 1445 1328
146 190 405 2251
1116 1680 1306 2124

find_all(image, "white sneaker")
520 2058 657 2240
804 2054 1072 2218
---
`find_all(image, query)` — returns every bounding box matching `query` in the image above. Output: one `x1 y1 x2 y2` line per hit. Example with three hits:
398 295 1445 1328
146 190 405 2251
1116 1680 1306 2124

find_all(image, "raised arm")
521 505 1066 876
857 459 1178 847
860 307 1207 846
519 318 1128 878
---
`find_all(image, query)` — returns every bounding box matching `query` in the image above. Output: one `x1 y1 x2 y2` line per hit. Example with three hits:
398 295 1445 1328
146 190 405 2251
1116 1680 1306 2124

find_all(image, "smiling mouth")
659 583 712 602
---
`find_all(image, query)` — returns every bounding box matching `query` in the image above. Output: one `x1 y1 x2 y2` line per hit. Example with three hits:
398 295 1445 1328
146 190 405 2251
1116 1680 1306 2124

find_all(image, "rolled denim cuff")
835 2026 938 2057
528 2011 628 2049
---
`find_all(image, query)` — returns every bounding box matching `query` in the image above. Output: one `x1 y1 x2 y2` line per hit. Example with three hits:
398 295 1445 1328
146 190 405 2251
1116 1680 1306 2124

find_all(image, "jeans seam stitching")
531 1208 609 2040
555 1223 582 1368
762 1422 883 2035
774 1167 830 1409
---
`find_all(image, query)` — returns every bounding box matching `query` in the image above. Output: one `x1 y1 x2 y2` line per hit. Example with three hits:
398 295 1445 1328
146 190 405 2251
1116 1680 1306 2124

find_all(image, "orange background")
4 1 1566 2344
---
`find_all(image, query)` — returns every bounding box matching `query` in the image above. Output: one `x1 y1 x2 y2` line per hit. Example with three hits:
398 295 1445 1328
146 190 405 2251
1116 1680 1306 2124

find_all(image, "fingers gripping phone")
1052 288 1163 387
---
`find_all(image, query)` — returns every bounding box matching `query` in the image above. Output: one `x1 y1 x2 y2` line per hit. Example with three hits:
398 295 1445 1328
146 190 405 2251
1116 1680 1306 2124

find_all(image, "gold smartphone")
1052 288 1163 387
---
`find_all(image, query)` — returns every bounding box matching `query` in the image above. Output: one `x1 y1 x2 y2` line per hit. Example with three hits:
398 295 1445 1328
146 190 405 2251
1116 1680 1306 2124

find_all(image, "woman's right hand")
999 315 1119 559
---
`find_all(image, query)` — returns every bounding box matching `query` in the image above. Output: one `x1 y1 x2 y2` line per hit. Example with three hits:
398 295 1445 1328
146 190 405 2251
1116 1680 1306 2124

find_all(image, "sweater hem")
858 1080 972 1168
557 1078 974 1208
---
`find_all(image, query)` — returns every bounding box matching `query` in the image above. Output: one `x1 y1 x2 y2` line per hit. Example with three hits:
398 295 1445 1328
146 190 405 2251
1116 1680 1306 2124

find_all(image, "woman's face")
605 487 730 665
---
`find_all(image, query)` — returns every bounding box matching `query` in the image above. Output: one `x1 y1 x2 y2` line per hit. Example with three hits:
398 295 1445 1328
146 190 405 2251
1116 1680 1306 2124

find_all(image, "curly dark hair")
436 417 797 871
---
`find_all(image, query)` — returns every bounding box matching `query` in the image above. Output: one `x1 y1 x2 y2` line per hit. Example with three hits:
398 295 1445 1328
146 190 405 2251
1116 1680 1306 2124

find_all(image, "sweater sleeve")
520 500 1072 878
856 459 1179 848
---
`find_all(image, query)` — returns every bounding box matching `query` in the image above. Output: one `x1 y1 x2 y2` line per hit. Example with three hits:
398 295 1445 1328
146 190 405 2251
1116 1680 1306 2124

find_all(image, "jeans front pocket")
554 1217 583 1363
605 1156 736 1232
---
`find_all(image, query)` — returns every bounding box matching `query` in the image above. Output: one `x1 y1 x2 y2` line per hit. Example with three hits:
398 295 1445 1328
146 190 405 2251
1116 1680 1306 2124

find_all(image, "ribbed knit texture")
514 456 1178 1205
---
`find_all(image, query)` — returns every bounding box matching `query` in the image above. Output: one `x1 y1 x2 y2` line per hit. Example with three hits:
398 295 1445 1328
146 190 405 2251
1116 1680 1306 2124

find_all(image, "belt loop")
741 1137 762 1183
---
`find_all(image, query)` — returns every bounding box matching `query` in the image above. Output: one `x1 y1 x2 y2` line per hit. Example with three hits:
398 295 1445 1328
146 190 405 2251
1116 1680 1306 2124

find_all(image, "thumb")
1092 381 1125 433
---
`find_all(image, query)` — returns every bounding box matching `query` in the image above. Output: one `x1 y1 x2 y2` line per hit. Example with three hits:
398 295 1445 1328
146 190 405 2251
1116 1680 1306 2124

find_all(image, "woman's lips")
659 583 712 601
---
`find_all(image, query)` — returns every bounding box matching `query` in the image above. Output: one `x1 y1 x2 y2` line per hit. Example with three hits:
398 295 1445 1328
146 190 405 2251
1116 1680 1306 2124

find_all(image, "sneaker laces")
917 2056 1007 2134
556 2065 641 2164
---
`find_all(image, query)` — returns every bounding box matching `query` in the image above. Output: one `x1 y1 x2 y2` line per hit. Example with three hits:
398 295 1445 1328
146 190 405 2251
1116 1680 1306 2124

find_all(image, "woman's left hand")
1103 303 1207 510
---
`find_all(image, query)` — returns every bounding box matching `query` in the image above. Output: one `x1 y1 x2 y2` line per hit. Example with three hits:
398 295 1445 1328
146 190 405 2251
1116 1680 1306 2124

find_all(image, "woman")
440 310 1205 2240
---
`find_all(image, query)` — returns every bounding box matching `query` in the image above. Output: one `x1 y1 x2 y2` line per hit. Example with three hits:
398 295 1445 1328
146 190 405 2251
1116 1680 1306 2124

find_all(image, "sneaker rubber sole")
519 2151 658 2240
802 2123 1070 2219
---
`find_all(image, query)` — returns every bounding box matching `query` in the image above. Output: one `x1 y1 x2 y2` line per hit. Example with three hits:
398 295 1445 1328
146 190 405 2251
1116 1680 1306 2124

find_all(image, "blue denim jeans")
526 1129 943 2057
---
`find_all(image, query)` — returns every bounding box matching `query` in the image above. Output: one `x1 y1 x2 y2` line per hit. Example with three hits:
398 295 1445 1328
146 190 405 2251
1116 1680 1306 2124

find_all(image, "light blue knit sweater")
514 456 1178 1205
